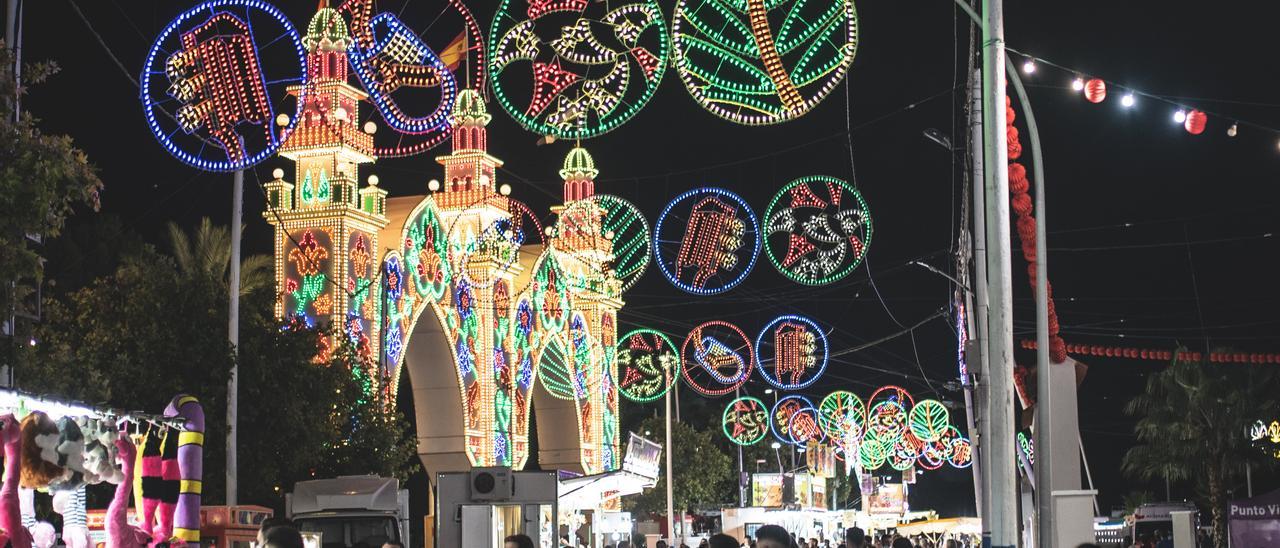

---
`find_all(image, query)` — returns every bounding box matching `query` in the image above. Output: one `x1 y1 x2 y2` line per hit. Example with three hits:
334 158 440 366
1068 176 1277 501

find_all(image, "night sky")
17 0 1280 517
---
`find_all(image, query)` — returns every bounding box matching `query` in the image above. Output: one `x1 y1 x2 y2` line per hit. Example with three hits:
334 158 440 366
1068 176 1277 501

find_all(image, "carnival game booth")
556 434 662 548
0 389 205 548
88 505 273 548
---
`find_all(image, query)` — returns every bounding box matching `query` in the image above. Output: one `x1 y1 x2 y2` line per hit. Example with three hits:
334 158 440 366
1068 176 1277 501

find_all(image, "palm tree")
1122 349 1279 548
166 218 274 297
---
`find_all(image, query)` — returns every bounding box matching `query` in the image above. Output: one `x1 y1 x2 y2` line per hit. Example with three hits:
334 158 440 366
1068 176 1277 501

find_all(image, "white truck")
286 476 411 548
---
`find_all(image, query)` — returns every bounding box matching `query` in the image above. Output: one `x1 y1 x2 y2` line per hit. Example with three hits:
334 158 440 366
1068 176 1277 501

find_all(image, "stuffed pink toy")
108 436 151 548
2 413 34 548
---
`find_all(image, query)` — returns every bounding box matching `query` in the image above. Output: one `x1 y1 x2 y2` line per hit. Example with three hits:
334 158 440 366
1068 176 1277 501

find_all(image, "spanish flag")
440 31 468 72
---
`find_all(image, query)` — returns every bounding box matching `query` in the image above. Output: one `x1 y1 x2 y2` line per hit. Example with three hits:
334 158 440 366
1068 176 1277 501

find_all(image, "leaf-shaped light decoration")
908 398 951 443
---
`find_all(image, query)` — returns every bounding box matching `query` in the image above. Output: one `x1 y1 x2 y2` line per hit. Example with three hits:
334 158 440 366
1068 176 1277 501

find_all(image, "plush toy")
19 412 67 489
153 428 179 546
53 487 91 548
134 423 164 539
47 417 87 492
77 418 123 485
108 436 151 548
29 521 55 548
165 395 204 545
2 413 34 548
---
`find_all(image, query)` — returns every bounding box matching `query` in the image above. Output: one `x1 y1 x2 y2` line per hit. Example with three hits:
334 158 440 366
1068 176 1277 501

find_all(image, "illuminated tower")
264 6 388 365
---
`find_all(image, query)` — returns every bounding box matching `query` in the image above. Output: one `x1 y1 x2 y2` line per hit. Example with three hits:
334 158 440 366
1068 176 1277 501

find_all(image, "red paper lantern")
1084 79 1107 103
1184 110 1207 135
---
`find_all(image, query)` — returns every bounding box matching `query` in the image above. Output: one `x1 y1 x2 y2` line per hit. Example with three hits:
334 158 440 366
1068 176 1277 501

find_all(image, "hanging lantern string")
1006 48 1280 140
0 388 188 429
1018 340 1280 365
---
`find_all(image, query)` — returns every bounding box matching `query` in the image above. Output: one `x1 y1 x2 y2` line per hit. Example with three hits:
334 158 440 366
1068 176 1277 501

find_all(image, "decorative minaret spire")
559 146 598 203
436 89 504 207
304 3 350 83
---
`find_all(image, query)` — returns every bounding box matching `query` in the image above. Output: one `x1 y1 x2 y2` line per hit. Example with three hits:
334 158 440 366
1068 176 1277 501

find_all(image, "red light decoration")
654 188 761 295
680 321 755 396
1019 340 1280 364
1084 78 1106 103
1184 109 1207 135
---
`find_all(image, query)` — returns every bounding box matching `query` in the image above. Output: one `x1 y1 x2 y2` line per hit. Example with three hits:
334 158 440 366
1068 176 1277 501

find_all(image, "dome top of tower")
305 7 349 51
559 146 599 180
453 89 492 125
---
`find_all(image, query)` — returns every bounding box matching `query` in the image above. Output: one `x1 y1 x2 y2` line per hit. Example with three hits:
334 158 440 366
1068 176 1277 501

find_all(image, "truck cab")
286 476 410 548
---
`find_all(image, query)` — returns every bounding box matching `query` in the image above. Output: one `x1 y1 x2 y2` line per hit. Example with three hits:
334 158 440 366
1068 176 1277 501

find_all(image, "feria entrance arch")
263 7 622 477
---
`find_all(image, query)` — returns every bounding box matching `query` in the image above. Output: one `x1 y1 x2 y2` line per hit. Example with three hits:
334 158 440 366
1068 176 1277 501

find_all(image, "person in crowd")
1154 530 1173 548
891 537 913 548
845 527 866 548
261 526 304 548
657 541 669 548
256 517 294 547
381 541 403 548
618 541 631 548
504 534 535 548
709 534 740 548
755 525 794 548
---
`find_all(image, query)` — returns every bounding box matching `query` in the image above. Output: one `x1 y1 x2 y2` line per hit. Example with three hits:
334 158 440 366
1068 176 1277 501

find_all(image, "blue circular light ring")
140 0 306 172
347 12 458 135
948 437 974 469
770 395 814 446
652 187 761 295
786 406 826 446
754 314 829 390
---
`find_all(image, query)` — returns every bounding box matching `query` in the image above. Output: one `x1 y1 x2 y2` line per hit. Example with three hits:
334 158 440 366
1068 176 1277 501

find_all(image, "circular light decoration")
614 329 679 402
763 176 872 285
670 0 858 125
948 436 973 469
538 313 603 400
487 0 669 139
908 399 950 443
818 390 866 441
450 195 545 292
723 396 770 445
755 314 828 389
654 188 761 295
342 0 485 157
680 321 755 396
868 384 915 411
787 407 825 445
887 432 922 471
556 194 651 293
866 400 907 443
141 0 306 171
769 395 814 445
858 437 888 471
917 439 947 471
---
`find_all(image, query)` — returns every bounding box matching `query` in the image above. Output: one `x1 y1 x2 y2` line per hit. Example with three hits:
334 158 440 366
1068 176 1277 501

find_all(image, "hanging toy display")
614 329 680 402
654 188 761 295
3 414 35 548
680 321 756 396
722 397 771 446
108 437 151 548
19 412 65 490
165 395 204 544
488 0 670 139
754 314 829 390
670 0 859 125
140 0 306 171
763 175 873 285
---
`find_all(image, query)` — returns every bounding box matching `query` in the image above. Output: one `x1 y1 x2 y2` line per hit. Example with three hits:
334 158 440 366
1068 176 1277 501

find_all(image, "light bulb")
1173 110 1186 123
428 179 441 192
1121 93 1136 107
1071 77 1084 91
771 442 782 449
363 121 377 134
1021 60 1036 74
272 168 285 179
275 113 291 127
368 175 379 186
1227 123 1238 137
499 183 512 196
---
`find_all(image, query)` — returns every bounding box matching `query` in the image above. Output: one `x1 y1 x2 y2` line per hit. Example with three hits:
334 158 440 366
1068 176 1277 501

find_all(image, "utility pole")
226 169 243 506
981 0 1018 545
966 68 988 525
6 0 21 121
664 367 674 545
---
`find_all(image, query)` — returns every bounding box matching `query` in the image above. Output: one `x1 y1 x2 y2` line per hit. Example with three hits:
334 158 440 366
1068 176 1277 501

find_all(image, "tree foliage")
1122 351 1280 548
0 42 103 314
625 415 733 515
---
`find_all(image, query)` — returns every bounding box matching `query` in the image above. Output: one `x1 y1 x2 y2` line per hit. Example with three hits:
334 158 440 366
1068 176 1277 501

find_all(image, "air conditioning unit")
469 467 514 501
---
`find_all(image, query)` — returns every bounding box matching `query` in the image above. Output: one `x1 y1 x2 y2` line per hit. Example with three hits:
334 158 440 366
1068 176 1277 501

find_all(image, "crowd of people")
538 526 967 548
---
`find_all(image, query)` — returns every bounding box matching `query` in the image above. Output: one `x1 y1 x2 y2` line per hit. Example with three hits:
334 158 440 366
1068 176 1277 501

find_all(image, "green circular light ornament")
908 399 950 443
557 194 652 294
887 431 922 471
723 396 771 445
818 390 866 441
671 0 859 125
615 329 680 402
488 0 669 139
866 400 906 443
764 175 872 285
537 314 602 400
858 437 888 471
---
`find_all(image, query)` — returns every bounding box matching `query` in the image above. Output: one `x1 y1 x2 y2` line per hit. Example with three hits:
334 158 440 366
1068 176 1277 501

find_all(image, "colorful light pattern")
670 0 858 125
654 188 761 295
818 390 865 442
763 175 873 285
614 329 679 402
451 196 544 291
907 399 950 443
557 194 652 294
755 314 829 389
770 395 814 446
787 406 825 445
488 0 669 139
680 321 756 396
142 0 305 171
723 396 771 446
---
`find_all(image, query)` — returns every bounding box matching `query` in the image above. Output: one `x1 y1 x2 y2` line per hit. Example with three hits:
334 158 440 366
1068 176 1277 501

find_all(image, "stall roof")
558 470 656 510
895 517 980 536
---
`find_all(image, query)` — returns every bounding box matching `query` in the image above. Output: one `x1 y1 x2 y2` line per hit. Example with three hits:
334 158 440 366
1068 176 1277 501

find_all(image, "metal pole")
967 67 989 526
664 371 674 545
1246 463 1252 498
981 0 1017 545
6 0 21 123
1079 435 1100 517
736 387 745 508
226 169 243 506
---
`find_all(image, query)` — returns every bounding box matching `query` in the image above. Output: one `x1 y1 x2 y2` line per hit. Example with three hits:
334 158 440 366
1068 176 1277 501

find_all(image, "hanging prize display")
723 396 771 445
556 194 652 294
818 390 866 441
538 313 605 400
487 0 669 139
755 314 828 389
680 321 755 396
769 395 813 445
763 175 872 285
614 329 679 402
907 399 950 443
670 0 858 125
141 0 306 171
654 187 761 295
342 0 484 157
